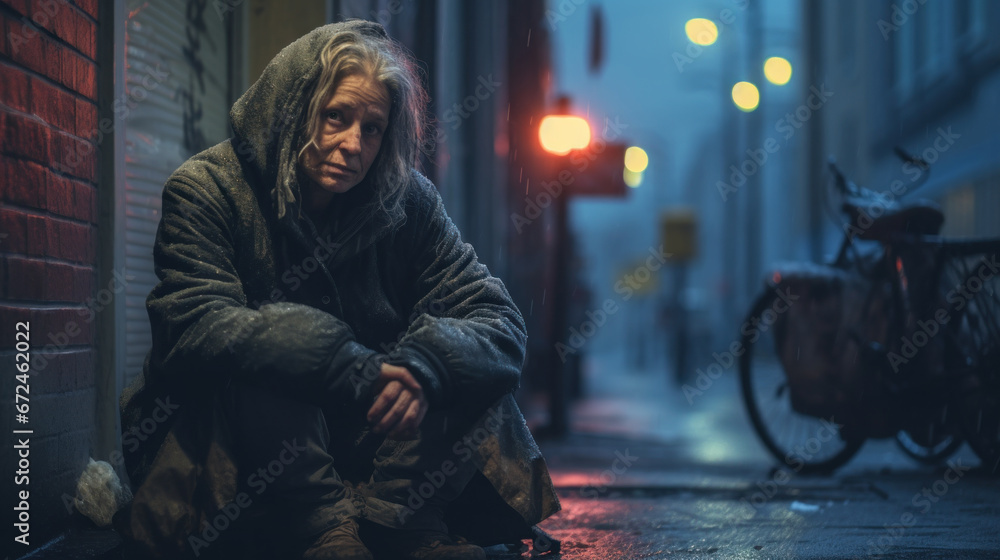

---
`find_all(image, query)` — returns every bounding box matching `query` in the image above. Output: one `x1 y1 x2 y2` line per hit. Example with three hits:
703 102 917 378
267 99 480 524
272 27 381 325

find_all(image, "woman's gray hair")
298 29 428 226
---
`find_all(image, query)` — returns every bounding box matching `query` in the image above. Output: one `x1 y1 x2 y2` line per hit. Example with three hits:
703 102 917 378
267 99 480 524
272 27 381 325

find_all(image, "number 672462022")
15 321 30 425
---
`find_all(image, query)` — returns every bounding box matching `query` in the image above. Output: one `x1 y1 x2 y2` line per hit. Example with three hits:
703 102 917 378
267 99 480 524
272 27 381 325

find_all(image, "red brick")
0 306 32 350
30 306 93 347
0 15 8 58
50 130 94 180
45 35 64 83
59 48 78 91
78 56 96 99
47 0 73 43
88 183 96 222
75 97 97 139
67 7 95 60
3 0 31 17
46 171 74 216
47 218 91 262
70 180 94 222
43 260 91 301
0 206 28 253
30 78 76 134
54 133 97 182
75 0 97 20
47 173 93 222
0 63 31 112
7 255 46 299
27 0 58 35
2 157 46 207
2 112 52 165
73 261 93 300
9 26 46 75
25 212 47 256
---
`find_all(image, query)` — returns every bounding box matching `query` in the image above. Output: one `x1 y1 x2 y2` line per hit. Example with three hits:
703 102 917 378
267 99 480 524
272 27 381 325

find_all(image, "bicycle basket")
773 264 889 426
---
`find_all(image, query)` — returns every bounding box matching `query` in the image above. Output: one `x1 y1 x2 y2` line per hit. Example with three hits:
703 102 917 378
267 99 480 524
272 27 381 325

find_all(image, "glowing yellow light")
624 146 649 173
539 115 591 155
624 168 643 188
764 56 793 85
685 18 718 46
731 81 760 112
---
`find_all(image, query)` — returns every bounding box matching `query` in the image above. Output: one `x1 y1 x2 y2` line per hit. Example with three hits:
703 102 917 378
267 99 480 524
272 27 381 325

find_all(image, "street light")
763 56 793 85
684 18 718 46
624 146 649 173
538 115 591 155
731 81 760 112
623 146 648 188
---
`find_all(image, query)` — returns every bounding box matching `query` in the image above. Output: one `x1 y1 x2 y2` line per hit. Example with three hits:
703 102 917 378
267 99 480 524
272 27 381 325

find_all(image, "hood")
229 19 395 235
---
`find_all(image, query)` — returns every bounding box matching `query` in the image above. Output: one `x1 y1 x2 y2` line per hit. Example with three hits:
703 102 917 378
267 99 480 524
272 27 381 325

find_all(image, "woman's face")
299 73 391 198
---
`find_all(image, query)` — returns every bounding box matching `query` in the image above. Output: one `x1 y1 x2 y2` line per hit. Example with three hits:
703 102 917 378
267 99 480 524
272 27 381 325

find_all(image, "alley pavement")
501 353 1000 560
15 354 999 560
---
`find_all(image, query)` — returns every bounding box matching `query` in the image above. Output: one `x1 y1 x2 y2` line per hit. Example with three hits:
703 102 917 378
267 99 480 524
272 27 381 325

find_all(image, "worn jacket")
117 19 559 557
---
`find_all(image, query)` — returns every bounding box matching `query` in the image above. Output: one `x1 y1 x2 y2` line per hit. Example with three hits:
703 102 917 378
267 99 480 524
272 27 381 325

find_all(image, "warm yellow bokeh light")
685 18 718 46
539 115 591 155
731 81 760 112
624 146 649 173
764 57 793 85
624 168 643 188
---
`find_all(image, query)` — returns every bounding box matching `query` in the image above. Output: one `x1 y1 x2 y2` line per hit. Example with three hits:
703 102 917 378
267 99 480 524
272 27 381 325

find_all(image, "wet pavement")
16 354 999 560
504 353 1000 559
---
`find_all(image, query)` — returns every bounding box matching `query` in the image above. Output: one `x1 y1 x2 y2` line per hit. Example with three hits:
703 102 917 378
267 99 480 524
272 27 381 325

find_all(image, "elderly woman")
117 20 559 560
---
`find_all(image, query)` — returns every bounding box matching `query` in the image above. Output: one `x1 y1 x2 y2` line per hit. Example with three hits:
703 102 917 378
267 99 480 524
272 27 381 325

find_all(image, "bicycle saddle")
841 198 944 241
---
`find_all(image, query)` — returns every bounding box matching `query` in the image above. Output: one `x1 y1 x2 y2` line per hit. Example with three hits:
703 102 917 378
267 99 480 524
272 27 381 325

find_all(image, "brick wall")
1 0 100 551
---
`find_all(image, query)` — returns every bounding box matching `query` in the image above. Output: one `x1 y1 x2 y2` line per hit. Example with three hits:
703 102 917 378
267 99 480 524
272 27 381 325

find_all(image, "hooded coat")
117 20 560 557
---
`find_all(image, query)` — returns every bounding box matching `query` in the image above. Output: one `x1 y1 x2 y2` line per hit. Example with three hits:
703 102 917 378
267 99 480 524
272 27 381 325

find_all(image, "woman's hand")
367 363 429 440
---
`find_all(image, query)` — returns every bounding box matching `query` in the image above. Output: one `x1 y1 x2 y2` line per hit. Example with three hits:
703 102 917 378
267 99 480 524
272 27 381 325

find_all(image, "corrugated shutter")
121 0 232 387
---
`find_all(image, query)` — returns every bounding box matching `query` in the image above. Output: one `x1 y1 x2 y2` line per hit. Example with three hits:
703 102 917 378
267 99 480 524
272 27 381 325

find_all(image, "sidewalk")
522 353 1000 559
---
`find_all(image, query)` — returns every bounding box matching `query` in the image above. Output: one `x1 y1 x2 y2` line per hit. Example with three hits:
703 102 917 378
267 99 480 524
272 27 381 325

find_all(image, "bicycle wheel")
939 250 1000 473
739 290 864 474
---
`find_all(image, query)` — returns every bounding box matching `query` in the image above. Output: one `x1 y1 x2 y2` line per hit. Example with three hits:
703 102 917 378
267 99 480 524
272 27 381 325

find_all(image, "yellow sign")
661 209 698 261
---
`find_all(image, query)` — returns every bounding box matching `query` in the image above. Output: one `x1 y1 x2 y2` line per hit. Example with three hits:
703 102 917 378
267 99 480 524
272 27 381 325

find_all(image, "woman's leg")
223 382 363 541
365 400 493 532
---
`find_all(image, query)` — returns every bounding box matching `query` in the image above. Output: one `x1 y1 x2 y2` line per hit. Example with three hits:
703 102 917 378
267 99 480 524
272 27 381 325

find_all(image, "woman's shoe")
302 518 374 560
389 530 485 560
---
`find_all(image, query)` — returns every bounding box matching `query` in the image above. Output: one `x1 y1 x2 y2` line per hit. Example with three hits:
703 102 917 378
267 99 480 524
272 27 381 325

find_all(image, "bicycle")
738 150 1000 474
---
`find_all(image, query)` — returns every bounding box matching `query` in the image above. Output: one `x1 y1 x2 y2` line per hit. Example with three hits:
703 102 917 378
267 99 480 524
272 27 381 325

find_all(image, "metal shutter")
120 0 233 388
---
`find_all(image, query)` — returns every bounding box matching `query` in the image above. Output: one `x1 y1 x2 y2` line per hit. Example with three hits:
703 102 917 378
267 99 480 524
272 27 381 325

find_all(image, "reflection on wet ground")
499 353 998 559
